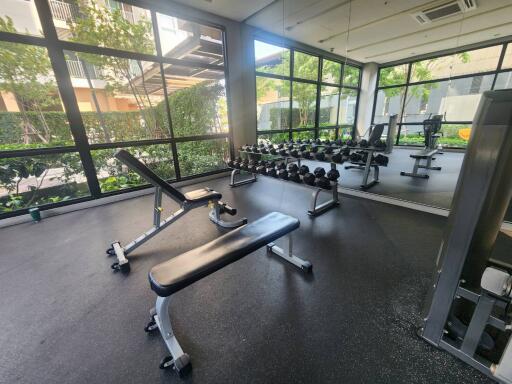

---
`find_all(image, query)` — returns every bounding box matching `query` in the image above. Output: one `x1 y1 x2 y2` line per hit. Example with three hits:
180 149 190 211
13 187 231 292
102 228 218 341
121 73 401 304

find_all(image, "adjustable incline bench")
143 211 312 376
400 116 443 179
107 149 247 273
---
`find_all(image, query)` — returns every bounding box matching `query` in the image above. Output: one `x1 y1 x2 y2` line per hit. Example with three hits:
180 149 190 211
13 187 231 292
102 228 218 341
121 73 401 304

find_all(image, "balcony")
49 0 79 22
66 59 102 79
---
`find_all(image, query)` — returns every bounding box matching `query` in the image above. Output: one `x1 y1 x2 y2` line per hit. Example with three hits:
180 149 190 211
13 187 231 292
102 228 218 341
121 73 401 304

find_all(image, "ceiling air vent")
412 0 477 24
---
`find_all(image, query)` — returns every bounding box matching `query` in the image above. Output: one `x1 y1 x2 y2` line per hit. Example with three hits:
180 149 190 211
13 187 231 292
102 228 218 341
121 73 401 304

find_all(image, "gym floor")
1 175 511 384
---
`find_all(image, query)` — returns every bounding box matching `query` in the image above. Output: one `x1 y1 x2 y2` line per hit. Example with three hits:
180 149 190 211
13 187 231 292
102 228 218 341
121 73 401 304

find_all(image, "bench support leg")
230 169 257 187
308 178 340 217
209 201 248 228
267 234 312 273
151 296 191 376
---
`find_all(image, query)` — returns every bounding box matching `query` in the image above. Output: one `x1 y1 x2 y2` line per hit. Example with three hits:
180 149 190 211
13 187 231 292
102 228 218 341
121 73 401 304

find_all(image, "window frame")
371 41 512 149
0 0 234 219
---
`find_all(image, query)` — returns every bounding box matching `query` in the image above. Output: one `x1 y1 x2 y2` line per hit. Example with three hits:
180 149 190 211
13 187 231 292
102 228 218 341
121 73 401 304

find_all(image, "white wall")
356 62 379 139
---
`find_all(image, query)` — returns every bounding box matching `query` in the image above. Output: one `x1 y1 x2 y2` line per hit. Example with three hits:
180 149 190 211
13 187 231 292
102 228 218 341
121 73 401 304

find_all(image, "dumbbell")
252 147 260 153
247 160 258 173
279 149 288 157
304 139 311 144
359 139 369 148
299 144 307 152
373 140 387 149
302 151 312 159
290 149 300 158
303 172 316 186
315 138 322 144
276 162 287 170
335 139 344 146
326 169 340 181
268 167 278 177
299 165 309 175
315 176 331 190
315 152 326 161
289 172 301 183
259 143 265 148
331 153 343 163
277 143 284 149
311 145 319 153
295 139 302 144
288 163 299 173
256 165 267 175
324 139 331 145
267 160 276 168
269 147 277 155
346 139 356 147
278 169 289 180
324 146 333 155
350 153 362 162
313 167 326 178
374 154 389 166
260 148 269 154
233 157 242 169
227 159 236 168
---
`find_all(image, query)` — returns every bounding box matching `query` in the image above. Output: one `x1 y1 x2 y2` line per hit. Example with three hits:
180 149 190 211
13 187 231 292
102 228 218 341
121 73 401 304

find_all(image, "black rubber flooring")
0 175 509 384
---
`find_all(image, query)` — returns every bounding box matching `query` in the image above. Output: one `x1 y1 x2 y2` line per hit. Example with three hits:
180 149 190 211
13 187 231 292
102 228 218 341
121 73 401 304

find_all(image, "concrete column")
356 62 379 138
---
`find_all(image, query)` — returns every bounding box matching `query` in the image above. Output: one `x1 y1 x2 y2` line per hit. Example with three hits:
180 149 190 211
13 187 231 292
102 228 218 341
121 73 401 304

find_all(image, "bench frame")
344 147 382 189
400 150 441 179
109 186 247 272
146 230 311 375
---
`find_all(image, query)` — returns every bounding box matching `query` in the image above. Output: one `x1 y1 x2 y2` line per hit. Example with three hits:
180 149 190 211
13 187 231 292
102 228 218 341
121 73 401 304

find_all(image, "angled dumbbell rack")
229 150 340 217
343 146 387 190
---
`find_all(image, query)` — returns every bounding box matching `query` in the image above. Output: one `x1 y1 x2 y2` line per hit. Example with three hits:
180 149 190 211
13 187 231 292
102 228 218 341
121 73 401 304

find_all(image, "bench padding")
410 149 437 159
149 212 300 297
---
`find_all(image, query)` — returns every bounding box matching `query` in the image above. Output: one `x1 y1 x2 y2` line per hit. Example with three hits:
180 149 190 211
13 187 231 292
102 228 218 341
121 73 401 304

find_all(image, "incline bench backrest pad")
115 149 186 203
149 212 300 297
369 124 385 145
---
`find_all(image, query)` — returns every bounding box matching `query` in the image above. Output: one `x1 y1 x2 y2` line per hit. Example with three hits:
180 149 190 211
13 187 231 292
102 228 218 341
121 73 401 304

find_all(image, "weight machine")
420 90 512 383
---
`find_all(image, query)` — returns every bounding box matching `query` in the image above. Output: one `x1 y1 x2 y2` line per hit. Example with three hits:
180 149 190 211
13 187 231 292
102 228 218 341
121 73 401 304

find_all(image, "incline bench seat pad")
149 212 300 297
410 149 437 159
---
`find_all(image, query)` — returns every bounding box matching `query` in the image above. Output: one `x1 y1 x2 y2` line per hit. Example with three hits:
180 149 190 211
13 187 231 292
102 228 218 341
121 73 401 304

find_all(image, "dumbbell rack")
344 146 386 190
230 152 340 217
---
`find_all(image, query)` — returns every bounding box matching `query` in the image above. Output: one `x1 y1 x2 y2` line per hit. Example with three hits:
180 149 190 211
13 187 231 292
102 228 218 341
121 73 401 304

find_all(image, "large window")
0 0 232 217
373 42 512 148
254 39 361 142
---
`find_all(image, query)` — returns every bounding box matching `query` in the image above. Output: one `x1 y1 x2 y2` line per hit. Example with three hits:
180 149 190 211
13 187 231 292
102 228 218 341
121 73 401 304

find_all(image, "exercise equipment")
289 172 301 183
420 90 512 384
145 212 311 376
287 163 299 173
106 150 246 273
315 176 331 189
313 167 326 178
299 165 309 175
326 169 340 181
315 152 326 161
278 169 289 180
303 173 315 186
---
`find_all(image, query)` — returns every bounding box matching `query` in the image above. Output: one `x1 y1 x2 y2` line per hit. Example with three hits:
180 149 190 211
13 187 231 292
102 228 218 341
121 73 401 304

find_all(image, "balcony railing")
66 60 102 79
49 0 79 22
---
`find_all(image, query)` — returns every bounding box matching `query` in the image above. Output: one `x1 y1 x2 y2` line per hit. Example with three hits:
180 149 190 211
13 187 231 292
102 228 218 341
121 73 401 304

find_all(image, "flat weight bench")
400 149 441 179
144 211 312 376
106 149 247 273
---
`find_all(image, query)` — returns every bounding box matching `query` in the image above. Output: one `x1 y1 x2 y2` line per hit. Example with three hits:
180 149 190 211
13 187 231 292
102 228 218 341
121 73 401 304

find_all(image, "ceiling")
172 0 512 64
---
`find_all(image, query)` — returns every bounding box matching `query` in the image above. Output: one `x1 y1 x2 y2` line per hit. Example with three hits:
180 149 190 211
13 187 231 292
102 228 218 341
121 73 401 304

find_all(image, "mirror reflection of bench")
400 149 442 179
143 211 312 376
106 149 247 273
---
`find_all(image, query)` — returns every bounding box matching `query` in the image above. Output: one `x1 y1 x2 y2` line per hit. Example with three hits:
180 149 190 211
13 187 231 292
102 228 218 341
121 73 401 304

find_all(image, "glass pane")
66 51 169 144
256 76 289 131
411 46 502 82
339 126 352 140
318 129 336 141
257 132 289 145
56 1 155 54
438 123 471 148
339 88 358 125
0 42 73 150
398 125 424 146
166 65 228 137
374 87 406 124
503 45 512 69
379 64 408 87
292 82 317 128
92 144 176 193
322 59 341 84
157 13 224 66
254 40 289 76
319 86 339 127
292 130 315 141
343 65 360 87
495 71 512 90
177 138 229 177
0 0 43 37
402 75 494 123
293 51 318 81
0 152 89 213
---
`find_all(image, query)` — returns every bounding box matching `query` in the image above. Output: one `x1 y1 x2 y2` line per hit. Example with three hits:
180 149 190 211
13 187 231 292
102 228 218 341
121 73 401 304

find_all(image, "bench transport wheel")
144 317 158 333
111 261 130 273
301 262 313 273
106 247 115 256
159 354 192 376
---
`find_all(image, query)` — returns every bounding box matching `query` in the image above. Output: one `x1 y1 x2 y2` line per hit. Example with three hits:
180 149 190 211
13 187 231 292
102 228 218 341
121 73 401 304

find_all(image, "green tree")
0 17 62 145
68 0 162 141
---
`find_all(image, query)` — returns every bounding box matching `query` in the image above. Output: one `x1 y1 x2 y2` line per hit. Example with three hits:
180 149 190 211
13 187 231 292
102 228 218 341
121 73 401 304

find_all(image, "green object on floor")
28 207 41 222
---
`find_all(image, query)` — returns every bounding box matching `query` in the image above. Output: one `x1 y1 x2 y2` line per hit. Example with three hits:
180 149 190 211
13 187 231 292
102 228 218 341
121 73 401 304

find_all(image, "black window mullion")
34 0 101 197
289 49 294 141
492 43 508 90
314 57 322 139
151 10 181 180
